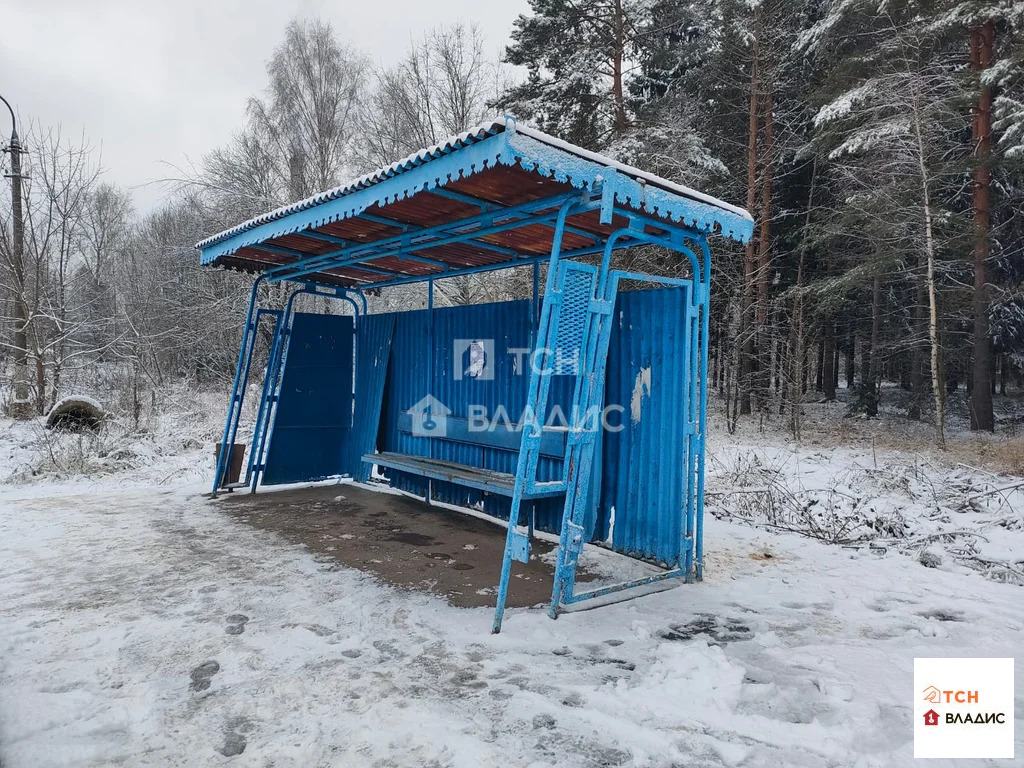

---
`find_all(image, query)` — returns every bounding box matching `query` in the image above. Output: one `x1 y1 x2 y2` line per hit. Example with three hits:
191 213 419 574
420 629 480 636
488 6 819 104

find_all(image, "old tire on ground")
46 397 105 432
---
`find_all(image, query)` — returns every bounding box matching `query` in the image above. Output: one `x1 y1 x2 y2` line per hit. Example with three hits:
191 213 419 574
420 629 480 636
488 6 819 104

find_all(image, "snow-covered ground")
1 393 1022 766
2 481 1022 767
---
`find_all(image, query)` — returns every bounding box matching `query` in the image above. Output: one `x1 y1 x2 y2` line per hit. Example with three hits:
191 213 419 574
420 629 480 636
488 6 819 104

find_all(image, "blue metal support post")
546 226 710 614
247 284 361 492
213 275 265 494
492 197 589 634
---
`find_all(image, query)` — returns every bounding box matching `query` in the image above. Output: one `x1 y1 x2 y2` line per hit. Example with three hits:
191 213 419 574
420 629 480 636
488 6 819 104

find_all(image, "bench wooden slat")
363 452 566 499
395 412 566 458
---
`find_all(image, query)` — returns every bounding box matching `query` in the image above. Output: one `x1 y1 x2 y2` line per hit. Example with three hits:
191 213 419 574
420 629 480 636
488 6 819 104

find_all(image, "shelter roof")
196 117 753 288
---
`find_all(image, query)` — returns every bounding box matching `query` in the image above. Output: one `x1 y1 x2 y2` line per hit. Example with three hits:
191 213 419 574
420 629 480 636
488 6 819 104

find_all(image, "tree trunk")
739 32 760 416
822 323 836 402
910 87 946 445
757 87 774 326
815 338 824 392
909 275 926 419
34 353 46 416
969 20 995 431
288 145 305 202
755 86 775 410
845 333 856 389
774 321 784 394
866 274 882 417
789 159 814 439
611 0 628 137
859 311 871 389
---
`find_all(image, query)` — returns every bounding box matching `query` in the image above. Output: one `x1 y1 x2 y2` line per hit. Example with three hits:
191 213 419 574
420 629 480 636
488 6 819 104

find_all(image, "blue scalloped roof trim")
199 132 509 265
502 133 754 244
198 123 752 265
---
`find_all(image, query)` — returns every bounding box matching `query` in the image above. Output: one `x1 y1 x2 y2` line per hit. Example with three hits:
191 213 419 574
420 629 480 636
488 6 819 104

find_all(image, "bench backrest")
396 411 565 459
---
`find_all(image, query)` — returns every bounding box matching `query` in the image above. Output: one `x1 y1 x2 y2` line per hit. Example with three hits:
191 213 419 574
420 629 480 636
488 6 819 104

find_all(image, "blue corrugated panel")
263 312 354 485
381 307 431 496
364 287 693 559
349 313 395 479
375 299 574 533
598 286 691 566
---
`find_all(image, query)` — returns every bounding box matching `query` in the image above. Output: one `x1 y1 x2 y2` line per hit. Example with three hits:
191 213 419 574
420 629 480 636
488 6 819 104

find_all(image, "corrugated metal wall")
377 300 576 532
599 286 691 565
357 287 693 565
262 312 354 485
349 312 395 480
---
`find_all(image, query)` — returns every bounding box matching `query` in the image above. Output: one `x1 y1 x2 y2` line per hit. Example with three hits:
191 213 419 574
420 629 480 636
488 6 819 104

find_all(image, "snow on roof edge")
195 119 506 250
196 117 752 252
514 124 754 223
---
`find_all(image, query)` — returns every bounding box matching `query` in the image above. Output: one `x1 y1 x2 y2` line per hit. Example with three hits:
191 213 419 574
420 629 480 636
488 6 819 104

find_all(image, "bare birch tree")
812 25 964 441
203 16 369 219
356 23 506 169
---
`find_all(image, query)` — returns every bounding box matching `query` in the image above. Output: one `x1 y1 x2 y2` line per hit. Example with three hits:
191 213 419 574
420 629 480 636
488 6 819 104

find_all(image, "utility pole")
1 93 32 418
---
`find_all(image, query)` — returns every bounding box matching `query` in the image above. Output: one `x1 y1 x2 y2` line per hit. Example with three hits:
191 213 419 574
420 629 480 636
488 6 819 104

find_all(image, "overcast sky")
2 0 528 213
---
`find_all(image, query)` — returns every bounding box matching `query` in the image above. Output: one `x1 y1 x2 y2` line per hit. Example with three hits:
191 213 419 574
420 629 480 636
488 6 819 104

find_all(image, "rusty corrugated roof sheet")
196 117 754 288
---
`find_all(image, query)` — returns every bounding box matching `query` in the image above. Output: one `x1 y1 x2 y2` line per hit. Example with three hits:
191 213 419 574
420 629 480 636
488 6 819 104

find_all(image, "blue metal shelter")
197 117 753 632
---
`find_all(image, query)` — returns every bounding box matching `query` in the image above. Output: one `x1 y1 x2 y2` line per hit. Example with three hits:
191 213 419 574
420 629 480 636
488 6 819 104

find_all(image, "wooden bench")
363 412 567 499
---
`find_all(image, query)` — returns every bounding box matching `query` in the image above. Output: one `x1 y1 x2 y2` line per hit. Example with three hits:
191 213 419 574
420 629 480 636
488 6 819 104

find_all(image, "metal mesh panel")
553 267 595 375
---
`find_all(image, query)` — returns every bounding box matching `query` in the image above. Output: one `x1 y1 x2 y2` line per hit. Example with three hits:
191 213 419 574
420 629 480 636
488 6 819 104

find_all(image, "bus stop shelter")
196 117 753 632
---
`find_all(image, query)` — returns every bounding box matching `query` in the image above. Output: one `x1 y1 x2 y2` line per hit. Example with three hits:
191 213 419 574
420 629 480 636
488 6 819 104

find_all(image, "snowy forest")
2 2 1023 443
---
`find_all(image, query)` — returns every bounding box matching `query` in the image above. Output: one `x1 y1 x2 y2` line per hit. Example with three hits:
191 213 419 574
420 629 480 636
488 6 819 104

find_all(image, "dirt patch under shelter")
215 482 600 609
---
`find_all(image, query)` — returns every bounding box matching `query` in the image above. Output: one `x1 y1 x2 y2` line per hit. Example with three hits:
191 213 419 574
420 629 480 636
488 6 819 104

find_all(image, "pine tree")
928 0 1024 429
799 0 970 435
497 0 646 149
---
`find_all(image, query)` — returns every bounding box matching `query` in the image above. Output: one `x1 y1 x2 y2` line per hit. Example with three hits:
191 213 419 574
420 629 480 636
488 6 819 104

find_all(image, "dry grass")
988 437 1024 476
709 385 1024 479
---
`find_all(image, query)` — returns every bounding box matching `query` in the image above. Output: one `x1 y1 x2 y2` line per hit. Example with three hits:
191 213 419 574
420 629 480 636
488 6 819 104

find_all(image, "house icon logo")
923 686 941 704
924 709 940 726
409 395 450 438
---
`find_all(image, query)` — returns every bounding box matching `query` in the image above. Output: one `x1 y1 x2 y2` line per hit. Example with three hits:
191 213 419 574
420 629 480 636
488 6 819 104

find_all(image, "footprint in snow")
189 660 220 692
918 608 964 622
219 716 252 757
225 614 249 635
659 613 753 644
532 713 557 729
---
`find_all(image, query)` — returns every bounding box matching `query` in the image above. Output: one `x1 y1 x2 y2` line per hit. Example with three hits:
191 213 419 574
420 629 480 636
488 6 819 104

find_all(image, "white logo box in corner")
914 657 1015 759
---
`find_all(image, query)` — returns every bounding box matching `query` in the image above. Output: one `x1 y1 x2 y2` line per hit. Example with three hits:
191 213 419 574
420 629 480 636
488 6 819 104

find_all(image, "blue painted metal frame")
244 307 286 486
492 196 598 632
262 192 583 284
490 212 713 631
250 284 361 490
260 310 356 484
213 275 266 493
206 120 730 632
215 210 712 633
350 312 396 481
198 118 752 269
211 281 361 495
557 276 694 607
